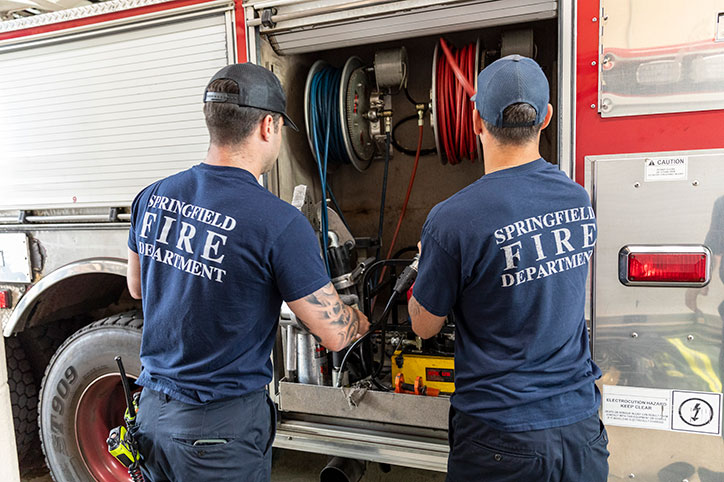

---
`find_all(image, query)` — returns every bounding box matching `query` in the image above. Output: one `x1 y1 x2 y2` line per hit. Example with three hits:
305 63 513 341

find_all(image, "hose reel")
304 47 408 173
431 38 482 165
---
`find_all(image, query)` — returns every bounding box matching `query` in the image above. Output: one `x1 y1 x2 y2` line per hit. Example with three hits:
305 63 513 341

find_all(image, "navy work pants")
133 387 277 482
446 407 609 482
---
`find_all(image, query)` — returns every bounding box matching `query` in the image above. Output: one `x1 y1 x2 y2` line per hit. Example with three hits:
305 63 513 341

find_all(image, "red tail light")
0 290 10 309
620 246 710 287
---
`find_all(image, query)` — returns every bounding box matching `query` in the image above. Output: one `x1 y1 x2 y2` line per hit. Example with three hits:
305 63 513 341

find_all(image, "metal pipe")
320 457 365 482
247 0 401 27
24 214 111 223
0 223 129 232
285 325 298 378
0 213 131 224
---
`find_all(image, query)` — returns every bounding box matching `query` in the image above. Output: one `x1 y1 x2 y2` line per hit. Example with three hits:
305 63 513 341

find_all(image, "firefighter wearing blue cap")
408 55 610 481
125 63 369 481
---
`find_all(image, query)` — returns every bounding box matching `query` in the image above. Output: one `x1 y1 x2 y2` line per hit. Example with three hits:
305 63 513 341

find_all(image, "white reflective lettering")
140 212 157 239
156 216 176 245
501 241 522 271
552 228 575 255
201 231 227 263
176 222 196 254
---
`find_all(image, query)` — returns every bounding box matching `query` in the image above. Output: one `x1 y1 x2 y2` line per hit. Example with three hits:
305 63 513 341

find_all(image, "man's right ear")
472 109 484 136
260 114 275 141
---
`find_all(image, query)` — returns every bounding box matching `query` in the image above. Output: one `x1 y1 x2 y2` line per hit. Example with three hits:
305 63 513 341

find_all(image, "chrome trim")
3 258 127 337
0 224 130 232
618 245 712 288
557 0 575 179
0 0 233 50
274 420 448 472
248 0 421 28
0 213 130 225
249 0 324 8
0 0 176 33
225 8 236 64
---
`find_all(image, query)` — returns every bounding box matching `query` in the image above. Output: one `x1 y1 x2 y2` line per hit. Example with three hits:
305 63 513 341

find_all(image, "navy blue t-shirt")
413 158 601 432
128 163 329 404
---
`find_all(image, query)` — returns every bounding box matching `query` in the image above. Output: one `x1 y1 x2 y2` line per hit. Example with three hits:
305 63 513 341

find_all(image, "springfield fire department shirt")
128 163 329 404
413 158 601 432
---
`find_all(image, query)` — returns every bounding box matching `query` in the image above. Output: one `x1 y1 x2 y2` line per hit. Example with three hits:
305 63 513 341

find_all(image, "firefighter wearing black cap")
125 63 369 481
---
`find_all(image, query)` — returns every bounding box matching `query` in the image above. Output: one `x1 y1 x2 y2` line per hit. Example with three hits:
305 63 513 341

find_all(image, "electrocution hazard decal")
603 385 671 430
603 385 723 436
644 156 688 182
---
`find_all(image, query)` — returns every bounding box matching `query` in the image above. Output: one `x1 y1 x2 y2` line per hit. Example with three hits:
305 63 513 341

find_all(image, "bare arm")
409 294 446 339
127 248 142 300
287 283 370 352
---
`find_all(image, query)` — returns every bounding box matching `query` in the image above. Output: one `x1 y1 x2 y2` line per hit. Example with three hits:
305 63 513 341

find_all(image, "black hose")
376 132 391 259
392 114 437 156
392 246 418 260
336 291 399 388
339 258 419 389
404 87 425 107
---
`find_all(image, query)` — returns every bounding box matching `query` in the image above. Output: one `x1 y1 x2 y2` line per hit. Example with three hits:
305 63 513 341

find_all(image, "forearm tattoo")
303 283 361 347
296 317 322 343
408 297 422 318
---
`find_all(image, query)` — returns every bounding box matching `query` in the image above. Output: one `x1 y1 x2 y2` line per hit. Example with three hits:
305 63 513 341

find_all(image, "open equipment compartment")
247 3 562 465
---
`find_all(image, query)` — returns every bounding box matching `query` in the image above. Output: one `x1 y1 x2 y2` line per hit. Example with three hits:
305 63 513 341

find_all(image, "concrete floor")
20 448 446 482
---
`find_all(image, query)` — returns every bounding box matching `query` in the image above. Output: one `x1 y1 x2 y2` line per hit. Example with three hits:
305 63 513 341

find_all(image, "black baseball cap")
204 63 299 131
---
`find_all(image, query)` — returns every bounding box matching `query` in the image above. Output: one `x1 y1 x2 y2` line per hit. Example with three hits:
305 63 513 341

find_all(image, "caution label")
644 156 688 182
603 385 723 436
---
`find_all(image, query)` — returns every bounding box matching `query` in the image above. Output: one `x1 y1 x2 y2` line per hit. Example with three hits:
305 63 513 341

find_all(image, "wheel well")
23 272 135 331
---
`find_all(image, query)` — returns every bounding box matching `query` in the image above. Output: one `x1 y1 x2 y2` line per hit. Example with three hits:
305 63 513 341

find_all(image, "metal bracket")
261 8 276 28
109 207 120 222
17 211 27 223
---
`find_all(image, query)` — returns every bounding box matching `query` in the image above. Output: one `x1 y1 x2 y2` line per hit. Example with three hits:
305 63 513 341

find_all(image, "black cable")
376 132 391 259
336 291 399 388
392 246 418 260
392 115 437 156
404 87 425 107
338 257 419 389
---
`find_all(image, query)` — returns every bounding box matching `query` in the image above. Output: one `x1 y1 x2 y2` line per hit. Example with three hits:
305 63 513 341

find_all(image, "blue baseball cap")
472 55 549 128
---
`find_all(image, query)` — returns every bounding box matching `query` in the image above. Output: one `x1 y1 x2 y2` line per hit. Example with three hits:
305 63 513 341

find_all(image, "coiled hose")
436 38 478 165
309 65 353 274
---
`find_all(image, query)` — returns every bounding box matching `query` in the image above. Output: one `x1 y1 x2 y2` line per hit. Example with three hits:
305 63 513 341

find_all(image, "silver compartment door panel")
590 149 724 479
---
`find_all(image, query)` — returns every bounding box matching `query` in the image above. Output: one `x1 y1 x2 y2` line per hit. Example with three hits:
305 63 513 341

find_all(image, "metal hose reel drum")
341 56 374 171
304 47 409 173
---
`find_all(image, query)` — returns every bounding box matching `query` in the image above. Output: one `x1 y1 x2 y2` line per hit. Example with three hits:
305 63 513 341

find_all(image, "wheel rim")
75 373 140 481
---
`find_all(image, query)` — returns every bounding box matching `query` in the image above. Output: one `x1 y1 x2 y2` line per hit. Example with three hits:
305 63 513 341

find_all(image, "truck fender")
3 258 127 337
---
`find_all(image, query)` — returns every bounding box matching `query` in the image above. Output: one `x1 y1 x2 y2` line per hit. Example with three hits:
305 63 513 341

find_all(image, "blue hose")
309 65 354 275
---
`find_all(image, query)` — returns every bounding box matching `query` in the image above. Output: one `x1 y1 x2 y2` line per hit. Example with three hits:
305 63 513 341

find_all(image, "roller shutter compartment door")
0 12 231 210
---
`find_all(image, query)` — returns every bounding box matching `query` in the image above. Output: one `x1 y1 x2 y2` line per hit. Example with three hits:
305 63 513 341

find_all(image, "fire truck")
1 0 723 480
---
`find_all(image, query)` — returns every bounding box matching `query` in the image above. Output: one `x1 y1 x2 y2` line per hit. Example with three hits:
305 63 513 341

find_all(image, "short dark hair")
203 79 281 146
483 103 543 145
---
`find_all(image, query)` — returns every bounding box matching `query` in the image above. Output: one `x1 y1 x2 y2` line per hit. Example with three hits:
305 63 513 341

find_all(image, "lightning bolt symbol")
692 403 701 421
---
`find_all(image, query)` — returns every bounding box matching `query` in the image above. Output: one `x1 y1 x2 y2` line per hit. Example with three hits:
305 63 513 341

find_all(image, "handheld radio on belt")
107 356 146 482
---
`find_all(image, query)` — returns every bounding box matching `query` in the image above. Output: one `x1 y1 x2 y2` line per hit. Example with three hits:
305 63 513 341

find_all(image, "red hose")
437 38 478 165
439 38 476 97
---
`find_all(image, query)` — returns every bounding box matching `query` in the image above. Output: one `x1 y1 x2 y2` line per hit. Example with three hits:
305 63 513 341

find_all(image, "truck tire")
39 311 143 482
5 336 38 461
